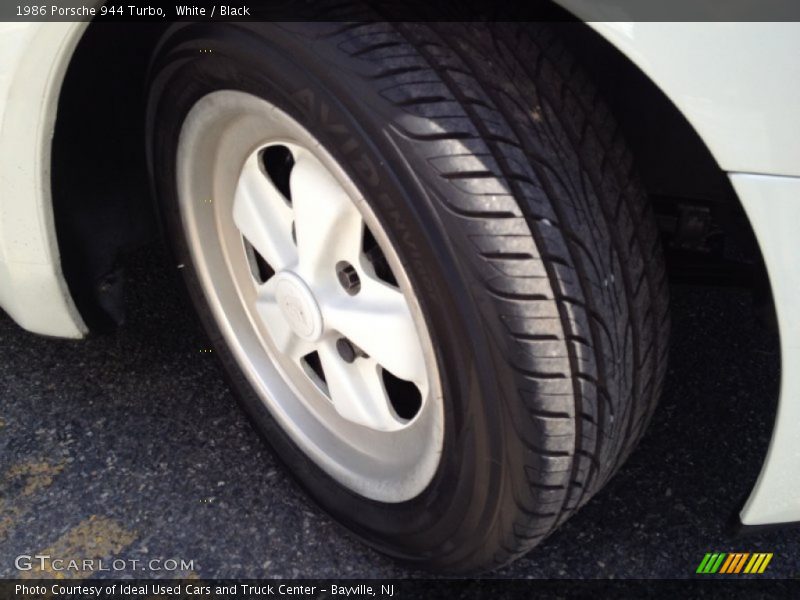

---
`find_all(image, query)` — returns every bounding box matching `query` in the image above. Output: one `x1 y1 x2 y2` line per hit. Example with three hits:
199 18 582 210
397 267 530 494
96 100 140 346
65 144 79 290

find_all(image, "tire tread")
319 21 670 570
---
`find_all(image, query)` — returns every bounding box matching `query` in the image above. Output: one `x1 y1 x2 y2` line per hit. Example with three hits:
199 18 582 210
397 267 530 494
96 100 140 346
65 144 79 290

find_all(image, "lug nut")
336 338 357 363
336 261 361 295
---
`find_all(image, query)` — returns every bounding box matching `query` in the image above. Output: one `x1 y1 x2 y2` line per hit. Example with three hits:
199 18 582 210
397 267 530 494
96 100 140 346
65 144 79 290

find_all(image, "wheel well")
52 23 168 331
52 19 771 330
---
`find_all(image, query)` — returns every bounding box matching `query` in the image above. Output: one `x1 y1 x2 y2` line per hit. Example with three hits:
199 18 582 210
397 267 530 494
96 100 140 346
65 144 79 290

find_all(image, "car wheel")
146 21 669 573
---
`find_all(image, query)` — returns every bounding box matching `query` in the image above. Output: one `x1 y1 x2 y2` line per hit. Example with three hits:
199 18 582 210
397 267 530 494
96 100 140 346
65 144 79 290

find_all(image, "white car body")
1 15 799 528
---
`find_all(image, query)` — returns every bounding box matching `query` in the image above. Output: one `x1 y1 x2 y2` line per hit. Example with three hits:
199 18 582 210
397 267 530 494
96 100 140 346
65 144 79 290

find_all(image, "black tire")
147 21 669 573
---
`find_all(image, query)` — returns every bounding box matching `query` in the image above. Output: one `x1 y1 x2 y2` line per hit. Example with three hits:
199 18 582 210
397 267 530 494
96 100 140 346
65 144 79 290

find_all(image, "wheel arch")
0 22 88 338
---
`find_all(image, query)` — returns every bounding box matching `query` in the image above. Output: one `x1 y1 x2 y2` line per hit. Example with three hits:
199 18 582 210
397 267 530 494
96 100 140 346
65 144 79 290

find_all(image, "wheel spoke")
318 340 401 431
322 274 427 387
255 278 315 360
289 153 363 278
233 152 296 271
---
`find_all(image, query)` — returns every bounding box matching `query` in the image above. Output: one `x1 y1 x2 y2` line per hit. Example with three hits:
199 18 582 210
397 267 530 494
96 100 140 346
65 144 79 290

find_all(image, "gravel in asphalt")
0 246 793 579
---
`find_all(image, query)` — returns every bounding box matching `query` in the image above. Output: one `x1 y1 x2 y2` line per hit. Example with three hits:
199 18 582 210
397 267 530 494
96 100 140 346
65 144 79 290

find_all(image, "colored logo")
696 552 773 574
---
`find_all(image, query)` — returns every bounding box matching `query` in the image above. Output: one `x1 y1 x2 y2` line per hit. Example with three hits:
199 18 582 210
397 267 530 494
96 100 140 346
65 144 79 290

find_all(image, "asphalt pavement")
0 246 795 580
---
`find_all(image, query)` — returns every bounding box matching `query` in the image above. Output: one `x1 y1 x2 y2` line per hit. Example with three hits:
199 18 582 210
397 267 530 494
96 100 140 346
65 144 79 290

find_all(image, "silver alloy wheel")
176 91 444 502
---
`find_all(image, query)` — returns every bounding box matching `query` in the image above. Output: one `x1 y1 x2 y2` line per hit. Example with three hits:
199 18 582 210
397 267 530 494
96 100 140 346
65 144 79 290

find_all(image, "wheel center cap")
272 271 324 341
